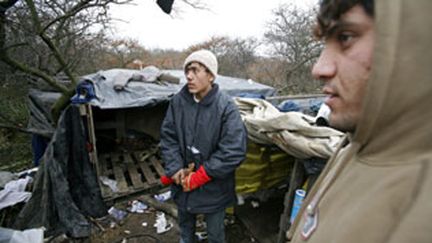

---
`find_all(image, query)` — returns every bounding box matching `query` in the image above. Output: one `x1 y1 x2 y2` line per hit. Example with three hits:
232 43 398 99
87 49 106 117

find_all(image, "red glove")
160 175 174 185
160 164 196 186
182 166 211 192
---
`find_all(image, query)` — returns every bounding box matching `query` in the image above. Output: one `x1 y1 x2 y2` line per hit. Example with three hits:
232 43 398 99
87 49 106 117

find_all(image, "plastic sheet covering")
14 105 107 238
0 177 32 210
277 96 325 115
27 89 61 137
74 68 276 109
235 98 343 159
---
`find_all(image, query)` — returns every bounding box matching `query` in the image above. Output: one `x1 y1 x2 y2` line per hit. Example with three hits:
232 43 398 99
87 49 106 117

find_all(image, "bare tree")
186 36 260 79
264 4 322 94
0 0 134 121
102 38 150 68
218 37 259 79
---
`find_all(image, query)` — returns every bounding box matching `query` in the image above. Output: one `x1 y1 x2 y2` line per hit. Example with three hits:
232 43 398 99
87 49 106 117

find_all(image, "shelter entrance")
83 103 169 203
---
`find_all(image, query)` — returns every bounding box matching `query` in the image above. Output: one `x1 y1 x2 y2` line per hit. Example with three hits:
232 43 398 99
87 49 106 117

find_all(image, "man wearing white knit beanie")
160 49 247 243
182 49 218 101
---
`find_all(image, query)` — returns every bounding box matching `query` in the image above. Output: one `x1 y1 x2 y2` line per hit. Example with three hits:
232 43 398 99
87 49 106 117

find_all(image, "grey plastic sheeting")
81 68 276 109
15 106 107 238
27 89 61 137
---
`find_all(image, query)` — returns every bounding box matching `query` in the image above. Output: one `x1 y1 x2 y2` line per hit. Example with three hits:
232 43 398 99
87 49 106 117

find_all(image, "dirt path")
89 199 256 243
90 209 180 243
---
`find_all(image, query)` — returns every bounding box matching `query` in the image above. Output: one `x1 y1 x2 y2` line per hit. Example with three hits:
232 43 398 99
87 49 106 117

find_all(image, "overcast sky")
110 0 318 51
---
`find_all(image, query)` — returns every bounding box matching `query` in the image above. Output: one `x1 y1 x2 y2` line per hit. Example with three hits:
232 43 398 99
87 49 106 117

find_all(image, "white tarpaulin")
0 227 43 243
235 98 343 159
0 177 32 211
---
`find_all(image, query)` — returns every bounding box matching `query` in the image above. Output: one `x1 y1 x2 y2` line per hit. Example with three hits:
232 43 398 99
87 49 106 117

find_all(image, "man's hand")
162 163 196 185
182 166 211 192
171 169 185 185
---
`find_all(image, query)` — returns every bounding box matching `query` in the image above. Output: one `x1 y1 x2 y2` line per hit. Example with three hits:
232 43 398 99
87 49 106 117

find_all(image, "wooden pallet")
98 150 166 201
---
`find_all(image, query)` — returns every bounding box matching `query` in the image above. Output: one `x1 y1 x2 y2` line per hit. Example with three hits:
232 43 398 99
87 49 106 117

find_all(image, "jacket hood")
353 0 432 164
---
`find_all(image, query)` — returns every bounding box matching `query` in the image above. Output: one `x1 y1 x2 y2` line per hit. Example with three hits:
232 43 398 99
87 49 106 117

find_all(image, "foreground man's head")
312 0 374 133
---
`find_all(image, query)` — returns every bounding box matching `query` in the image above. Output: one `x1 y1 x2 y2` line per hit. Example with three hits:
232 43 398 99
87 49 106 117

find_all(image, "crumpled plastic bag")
153 211 173 234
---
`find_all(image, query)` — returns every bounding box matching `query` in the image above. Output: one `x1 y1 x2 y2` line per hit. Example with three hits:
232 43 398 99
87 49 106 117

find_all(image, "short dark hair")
314 0 374 38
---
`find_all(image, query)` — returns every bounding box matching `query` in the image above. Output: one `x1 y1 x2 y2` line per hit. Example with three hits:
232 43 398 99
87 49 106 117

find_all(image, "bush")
0 78 33 172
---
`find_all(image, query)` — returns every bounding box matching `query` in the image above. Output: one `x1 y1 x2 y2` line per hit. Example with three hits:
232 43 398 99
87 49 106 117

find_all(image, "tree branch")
24 0 79 86
180 0 209 10
0 0 19 13
0 123 51 136
0 50 69 92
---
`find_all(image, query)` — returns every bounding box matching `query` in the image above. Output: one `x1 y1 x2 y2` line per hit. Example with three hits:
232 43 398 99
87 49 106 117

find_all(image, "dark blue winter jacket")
160 83 247 214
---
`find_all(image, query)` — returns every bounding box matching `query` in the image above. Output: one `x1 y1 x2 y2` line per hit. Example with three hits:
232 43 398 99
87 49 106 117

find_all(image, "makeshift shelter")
17 68 276 238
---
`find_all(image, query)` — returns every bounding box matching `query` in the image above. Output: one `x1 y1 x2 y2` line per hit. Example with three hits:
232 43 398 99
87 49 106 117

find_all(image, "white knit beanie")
184 49 218 78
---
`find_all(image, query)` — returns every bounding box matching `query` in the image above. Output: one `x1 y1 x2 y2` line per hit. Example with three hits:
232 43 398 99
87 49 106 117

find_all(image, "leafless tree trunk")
0 0 132 122
186 36 260 79
264 4 322 94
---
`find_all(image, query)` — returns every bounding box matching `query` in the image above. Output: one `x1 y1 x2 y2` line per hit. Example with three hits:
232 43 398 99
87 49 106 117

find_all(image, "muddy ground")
88 196 259 243
89 210 255 243
1 185 284 243
3 191 283 243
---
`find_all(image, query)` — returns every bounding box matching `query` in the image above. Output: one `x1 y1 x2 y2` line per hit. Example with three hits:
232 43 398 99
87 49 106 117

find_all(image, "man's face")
312 5 374 132
185 62 214 100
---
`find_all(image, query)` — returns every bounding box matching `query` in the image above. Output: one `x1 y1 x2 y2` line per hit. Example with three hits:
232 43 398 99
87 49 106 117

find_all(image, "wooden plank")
111 153 129 193
136 148 157 162
134 152 158 185
149 156 165 177
139 194 178 218
86 104 99 166
125 153 145 189
98 152 167 203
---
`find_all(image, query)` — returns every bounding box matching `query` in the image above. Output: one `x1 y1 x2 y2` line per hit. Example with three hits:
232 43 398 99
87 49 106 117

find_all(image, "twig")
88 216 106 232
139 194 178 219
0 123 52 137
